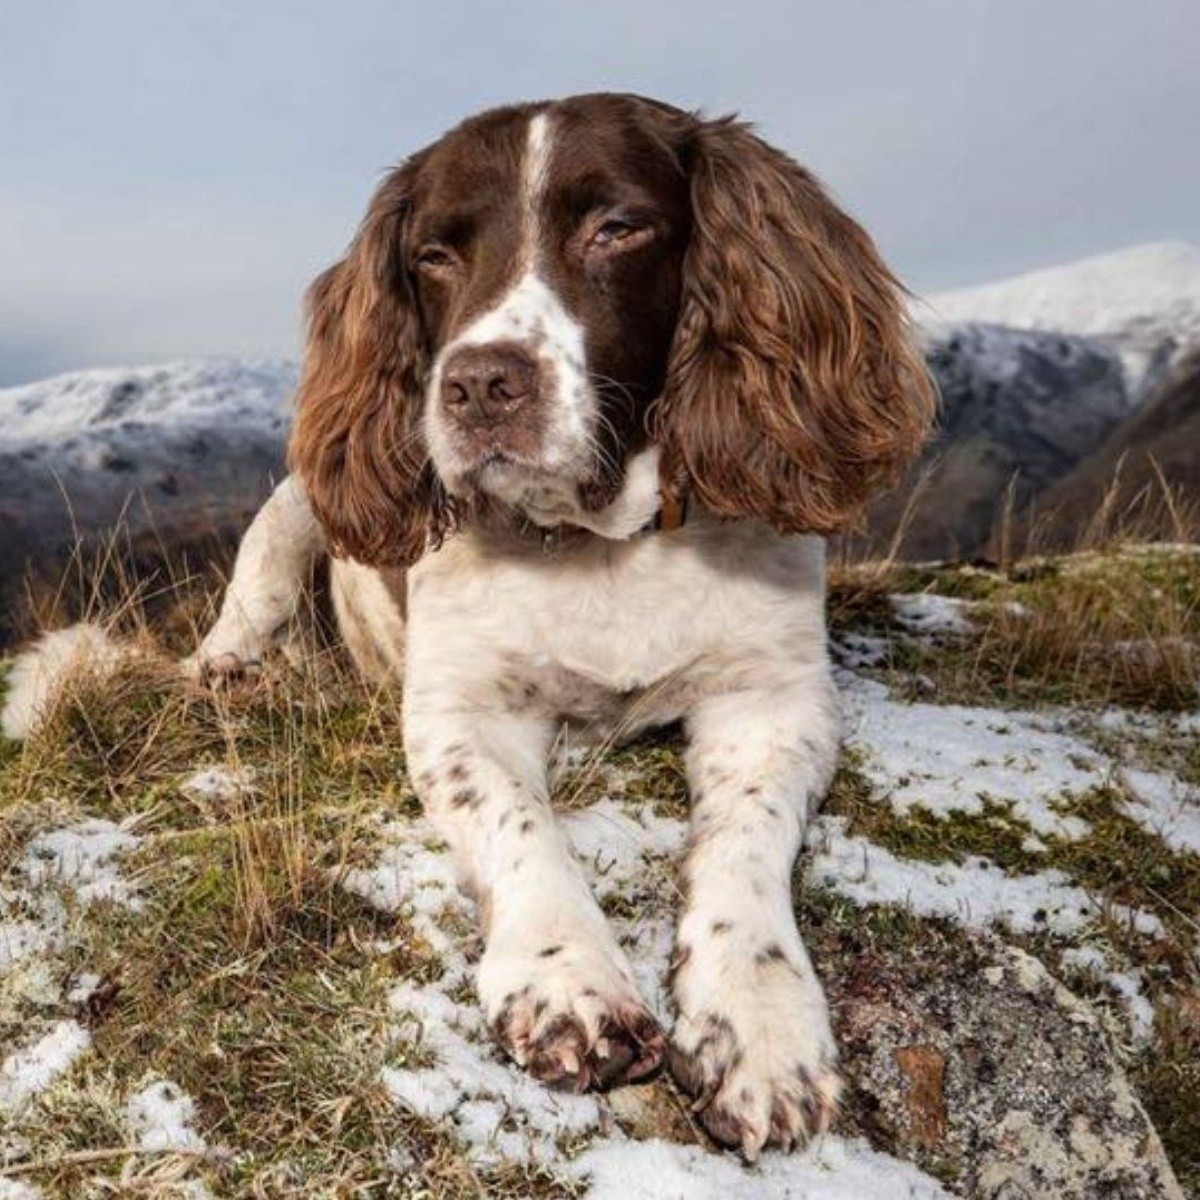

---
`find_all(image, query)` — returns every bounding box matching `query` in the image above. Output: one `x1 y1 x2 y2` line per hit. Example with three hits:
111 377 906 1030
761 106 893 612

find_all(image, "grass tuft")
830 545 1200 711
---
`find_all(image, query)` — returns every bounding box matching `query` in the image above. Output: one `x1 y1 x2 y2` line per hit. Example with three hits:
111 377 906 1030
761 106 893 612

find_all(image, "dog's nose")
441 345 537 425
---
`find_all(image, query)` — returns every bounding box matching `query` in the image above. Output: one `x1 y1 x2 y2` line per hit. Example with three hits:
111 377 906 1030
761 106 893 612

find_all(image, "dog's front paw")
187 649 263 689
480 934 663 1093
669 943 840 1158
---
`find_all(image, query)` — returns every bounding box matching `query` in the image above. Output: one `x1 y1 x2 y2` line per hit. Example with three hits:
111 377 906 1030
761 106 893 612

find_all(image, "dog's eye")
415 245 457 272
588 217 654 253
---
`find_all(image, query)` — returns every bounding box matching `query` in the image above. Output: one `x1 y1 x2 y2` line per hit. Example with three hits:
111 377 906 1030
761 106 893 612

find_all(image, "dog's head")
289 93 935 565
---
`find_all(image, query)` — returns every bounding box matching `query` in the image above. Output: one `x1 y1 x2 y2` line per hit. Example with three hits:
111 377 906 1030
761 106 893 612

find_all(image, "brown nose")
441 344 537 425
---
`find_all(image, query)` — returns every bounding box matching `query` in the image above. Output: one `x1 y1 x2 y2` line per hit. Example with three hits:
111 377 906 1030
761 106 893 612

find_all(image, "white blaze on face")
425 110 598 499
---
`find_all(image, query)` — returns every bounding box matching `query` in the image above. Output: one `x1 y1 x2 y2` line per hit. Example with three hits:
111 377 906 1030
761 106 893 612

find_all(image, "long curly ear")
288 161 448 566
653 117 936 534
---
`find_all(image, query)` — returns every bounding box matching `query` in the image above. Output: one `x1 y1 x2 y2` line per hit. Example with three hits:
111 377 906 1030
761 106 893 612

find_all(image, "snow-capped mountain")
0 358 297 444
918 242 1200 396
0 360 297 644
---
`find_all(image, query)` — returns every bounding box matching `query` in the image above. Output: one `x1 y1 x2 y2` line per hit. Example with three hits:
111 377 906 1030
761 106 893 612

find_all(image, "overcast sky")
2 0 1197 385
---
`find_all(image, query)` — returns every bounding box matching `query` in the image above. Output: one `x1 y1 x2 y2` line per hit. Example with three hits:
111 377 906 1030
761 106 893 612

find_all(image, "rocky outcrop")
827 931 1184 1199
867 324 1132 560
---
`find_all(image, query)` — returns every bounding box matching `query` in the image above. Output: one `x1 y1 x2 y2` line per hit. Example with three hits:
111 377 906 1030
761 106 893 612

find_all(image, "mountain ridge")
918 241 1200 396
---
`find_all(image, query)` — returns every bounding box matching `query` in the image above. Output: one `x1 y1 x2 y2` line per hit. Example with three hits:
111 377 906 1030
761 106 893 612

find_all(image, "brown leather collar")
534 488 688 554
653 489 688 533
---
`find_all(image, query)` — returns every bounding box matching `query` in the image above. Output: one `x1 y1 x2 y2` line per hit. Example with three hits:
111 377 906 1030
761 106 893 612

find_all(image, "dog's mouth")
452 452 621 529
462 449 538 488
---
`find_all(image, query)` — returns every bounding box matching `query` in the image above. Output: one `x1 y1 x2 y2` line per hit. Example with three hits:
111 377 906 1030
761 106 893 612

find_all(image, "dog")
192 93 935 1158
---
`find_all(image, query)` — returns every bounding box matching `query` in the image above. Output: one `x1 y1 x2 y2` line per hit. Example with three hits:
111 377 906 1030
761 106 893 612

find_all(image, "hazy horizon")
3 0 1197 386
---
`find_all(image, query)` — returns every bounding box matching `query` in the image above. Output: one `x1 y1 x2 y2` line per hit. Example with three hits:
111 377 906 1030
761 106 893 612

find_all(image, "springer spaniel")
196 93 935 1158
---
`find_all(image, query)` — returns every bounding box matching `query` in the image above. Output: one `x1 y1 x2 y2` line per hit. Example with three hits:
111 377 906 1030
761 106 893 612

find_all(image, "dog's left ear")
652 116 936 533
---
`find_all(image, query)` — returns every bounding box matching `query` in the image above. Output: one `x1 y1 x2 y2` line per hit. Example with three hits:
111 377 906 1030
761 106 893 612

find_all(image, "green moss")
1075 714 1200 789
556 728 688 819
1045 786 1200 954
824 757 1046 875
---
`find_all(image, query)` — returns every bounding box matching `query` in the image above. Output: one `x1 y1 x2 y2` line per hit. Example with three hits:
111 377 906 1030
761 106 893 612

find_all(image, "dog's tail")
1 623 135 741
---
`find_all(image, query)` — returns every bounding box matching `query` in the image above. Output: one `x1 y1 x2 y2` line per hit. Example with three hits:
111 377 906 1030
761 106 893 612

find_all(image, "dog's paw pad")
518 1006 662 1092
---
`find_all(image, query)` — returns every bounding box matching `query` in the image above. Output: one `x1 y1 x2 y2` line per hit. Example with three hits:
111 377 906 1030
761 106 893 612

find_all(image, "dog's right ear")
288 157 450 567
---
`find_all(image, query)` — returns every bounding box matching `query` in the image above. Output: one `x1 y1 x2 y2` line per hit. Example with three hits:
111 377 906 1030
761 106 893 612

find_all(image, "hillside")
0 361 295 646
866 324 1131 561
1028 349 1200 547
0 546 1196 1197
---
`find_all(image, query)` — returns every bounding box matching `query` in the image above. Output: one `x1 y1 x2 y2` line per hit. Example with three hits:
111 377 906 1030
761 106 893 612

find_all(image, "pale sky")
2 0 1197 384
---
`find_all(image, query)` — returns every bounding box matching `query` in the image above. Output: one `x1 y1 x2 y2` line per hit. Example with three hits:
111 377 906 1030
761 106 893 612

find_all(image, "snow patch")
124 1079 207 1152
561 799 686 898
844 674 1098 839
920 241 1200 390
62 972 102 1008
830 632 890 670
0 359 296 446
1061 948 1156 1047
809 816 1164 939
180 766 255 802
0 896 64 975
573 1135 953 1199
0 1021 91 1111
1119 769 1200 855
23 818 142 908
0 1180 42 1200
889 593 975 637
2 821 141 982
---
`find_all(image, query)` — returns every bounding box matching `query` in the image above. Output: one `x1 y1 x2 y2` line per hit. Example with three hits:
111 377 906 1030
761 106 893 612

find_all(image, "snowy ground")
0 564 1196 1197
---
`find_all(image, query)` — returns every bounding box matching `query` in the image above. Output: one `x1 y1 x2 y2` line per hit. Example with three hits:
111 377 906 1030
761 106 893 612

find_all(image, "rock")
603 894 1186 1196
867 324 1132 560
828 930 1184 1199
892 1044 948 1151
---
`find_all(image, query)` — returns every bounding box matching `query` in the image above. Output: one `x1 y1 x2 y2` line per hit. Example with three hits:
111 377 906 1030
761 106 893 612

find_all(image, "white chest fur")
398 515 829 729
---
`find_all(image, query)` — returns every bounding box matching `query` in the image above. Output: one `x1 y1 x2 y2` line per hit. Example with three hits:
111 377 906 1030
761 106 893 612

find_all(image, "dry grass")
854 453 1200 569
830 544 1200 711
0 643 577 1196
1015 457 1200 560
0 568 577 1195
